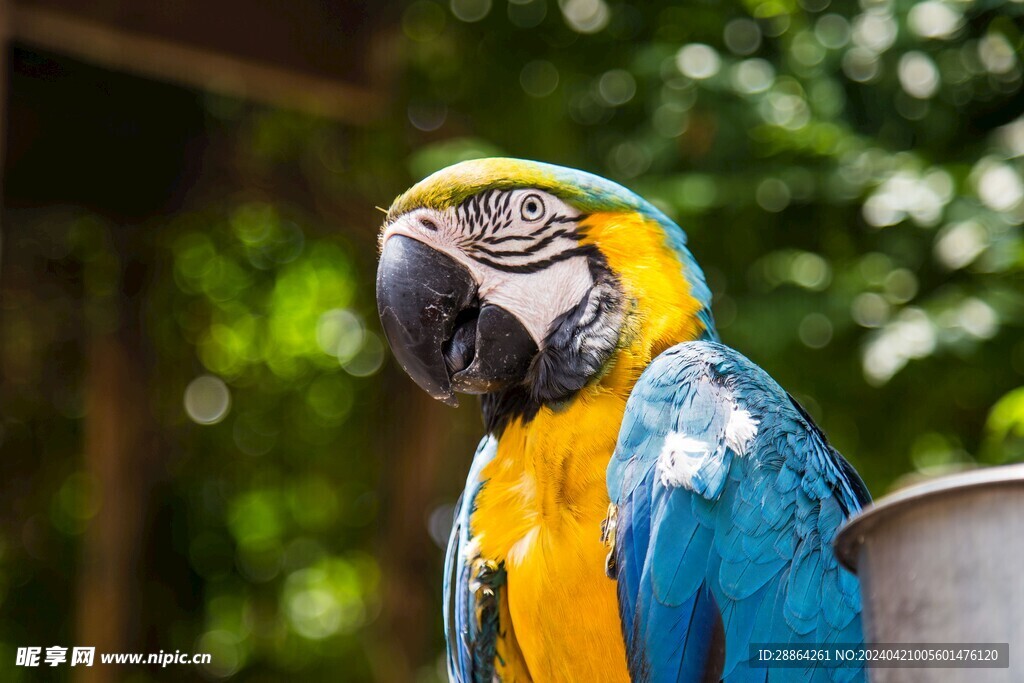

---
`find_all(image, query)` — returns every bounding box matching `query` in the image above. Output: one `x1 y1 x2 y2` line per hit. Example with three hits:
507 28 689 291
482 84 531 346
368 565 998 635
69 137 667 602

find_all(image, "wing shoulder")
608 341 868 682
610 340 868 510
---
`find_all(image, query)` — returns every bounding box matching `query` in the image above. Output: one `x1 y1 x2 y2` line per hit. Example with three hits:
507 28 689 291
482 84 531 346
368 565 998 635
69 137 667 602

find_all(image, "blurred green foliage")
2 0 1024 681
154 204 386 678
401 0 1024 490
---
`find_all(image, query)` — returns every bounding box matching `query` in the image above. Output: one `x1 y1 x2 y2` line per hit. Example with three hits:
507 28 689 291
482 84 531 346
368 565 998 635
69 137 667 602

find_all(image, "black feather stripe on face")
449 189 589 274
467 245 599 275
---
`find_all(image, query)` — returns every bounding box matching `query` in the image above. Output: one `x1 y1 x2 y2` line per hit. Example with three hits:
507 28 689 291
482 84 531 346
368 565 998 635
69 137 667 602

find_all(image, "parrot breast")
470 391 632 682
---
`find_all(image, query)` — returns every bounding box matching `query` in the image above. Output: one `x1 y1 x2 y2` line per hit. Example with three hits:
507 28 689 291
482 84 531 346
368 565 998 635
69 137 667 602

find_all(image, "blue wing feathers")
786 541 824 626
617 492 641 640
651 501 711 605
444 436 499 683
817 497 844 544
720 582 772 675
608 341 869 682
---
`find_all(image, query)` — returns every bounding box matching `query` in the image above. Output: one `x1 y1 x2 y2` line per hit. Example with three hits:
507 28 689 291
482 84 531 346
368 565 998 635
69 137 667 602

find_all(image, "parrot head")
376 158 713 421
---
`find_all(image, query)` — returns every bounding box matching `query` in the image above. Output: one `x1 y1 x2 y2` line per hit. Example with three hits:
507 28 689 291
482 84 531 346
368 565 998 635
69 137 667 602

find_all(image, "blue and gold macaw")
376 159 870 682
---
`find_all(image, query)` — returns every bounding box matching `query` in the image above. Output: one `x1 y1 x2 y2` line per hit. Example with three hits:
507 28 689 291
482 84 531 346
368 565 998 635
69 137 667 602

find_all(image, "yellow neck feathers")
581 210 706 393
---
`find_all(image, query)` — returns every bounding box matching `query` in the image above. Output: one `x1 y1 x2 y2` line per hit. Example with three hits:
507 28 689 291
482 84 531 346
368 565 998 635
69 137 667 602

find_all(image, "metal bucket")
834 464 1024 682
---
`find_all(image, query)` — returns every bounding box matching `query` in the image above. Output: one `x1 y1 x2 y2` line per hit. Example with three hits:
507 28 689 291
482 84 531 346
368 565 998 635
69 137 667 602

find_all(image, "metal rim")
833 463 1024 573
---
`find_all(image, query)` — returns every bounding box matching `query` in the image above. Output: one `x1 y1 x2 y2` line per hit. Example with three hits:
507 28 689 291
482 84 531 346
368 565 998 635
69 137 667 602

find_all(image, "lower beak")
376 236 538 406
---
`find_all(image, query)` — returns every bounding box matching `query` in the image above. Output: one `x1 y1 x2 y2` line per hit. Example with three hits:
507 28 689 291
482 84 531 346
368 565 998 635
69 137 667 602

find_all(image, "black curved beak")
376 235 538 406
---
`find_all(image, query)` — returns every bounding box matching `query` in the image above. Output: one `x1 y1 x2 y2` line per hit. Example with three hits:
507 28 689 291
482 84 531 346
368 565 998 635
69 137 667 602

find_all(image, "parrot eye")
520 194 545 222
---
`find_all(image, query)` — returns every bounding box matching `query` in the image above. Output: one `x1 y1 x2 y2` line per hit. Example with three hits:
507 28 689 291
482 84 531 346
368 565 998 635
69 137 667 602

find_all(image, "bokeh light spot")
343 331 386 377
676 44 721 80
508 0 547 28
652 103 689 137
283 560 369 640
607 141 651 179
852 11 897 53
908 1 962 40
559 0 609 34
597 69 637 106
883 268 918 304
799 313 833 349
815 14 850 49
197 630 243 678
317 309 365 363
862 308 936 385
185 375 231 425
973 159 1024 212
957 298 999 339
408 103 448 132
842 47 880 82
731 59 775 94
723 18 761 56
852 292 890 328
520 60 560 98
450 0 491 23
979 32 1017 75
898 51 940 99
755 178 791 212
934 220 988 270
791 30 825 68
228 490 283 551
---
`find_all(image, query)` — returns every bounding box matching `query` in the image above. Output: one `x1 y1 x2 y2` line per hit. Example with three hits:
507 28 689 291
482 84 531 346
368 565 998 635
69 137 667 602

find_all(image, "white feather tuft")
461 535 482 562
506 527 539 567
725 406 759 455
656 432 711 489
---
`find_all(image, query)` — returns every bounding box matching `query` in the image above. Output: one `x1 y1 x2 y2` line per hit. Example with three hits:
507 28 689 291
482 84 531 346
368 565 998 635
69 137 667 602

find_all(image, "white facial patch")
480 258 593 344
381 205 466 257
381 189 595 346
725 406 759 455
657 433 713 489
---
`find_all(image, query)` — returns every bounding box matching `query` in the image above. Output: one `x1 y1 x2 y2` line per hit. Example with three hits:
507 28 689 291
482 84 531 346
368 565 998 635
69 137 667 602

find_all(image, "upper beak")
376 235 538 406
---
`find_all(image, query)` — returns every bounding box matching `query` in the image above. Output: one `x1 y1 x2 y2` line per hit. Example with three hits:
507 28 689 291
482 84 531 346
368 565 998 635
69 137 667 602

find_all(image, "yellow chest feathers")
470 393 631 682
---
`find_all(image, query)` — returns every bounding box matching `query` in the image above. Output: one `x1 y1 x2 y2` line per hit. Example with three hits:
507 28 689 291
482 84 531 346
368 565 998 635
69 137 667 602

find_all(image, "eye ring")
520 193 545 222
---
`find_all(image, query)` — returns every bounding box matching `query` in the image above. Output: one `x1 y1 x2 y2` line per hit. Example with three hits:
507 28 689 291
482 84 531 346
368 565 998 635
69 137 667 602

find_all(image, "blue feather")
443 436 499 683
608 341 870 682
